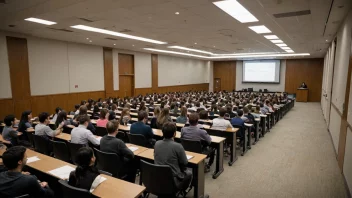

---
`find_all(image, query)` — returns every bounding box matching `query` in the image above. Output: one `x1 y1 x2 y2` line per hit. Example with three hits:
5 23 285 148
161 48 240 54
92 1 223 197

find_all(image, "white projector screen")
242 60 280 83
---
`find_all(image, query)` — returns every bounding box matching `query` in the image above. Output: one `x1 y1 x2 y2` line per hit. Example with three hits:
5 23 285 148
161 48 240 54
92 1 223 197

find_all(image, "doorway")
214 78 221 92
118 53 135 97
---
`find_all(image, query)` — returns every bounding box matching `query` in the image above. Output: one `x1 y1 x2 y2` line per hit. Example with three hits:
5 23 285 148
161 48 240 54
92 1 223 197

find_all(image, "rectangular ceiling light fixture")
144 48 207 58
71 25 167 44
281 47 291 50
25 17 57 25
248 25 271 34
286 50 294 53
264 35 279 39
168 46 213 55
270 39 284 43
276 43 287 47
211 53 309 59
213 0 258 23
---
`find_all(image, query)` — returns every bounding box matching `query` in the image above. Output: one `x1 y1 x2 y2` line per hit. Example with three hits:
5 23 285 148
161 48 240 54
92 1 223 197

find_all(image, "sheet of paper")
27 156 40 164
90 176 107 193
48 165 75 180
186 155 194 160
128 146 139 152
96 136 102 141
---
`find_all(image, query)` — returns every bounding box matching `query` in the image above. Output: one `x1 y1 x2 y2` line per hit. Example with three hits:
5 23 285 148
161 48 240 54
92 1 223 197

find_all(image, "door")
120 76 134 97
214 78 221 92
118 53 134 97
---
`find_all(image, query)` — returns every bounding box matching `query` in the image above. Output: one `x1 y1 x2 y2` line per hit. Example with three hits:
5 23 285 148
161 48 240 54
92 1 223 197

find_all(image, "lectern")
296 88 308 102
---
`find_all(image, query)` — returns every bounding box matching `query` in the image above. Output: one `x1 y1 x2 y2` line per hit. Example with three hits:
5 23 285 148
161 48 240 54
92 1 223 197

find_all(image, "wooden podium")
296 88 309 102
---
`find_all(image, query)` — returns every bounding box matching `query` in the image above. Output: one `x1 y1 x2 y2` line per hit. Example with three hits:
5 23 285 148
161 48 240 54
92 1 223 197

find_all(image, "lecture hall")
0 0 351 197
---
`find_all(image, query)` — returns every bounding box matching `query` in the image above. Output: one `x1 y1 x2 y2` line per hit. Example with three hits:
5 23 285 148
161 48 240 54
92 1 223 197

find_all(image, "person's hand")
22 171 30 175
17 132 23 136
40 182 48 188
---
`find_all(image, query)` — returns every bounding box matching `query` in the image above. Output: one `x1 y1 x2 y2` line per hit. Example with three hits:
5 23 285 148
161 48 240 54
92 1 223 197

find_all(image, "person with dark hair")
154 122 192 192
72 104 80 115
55 110 73 128
211 107 232 130
243 107 254 123
231 110 245 127
176 106 188 124
71 115 100 146
130 111 155 146
0 146 54 197
18 110 33 140
96 109 109 128
181 113 214 172
68 147 103 191
74 105 96 134
35 112 63 139
120 108 131 126
2 115 22 145
100 120 137 183
199 110 209 120
52 107 62 123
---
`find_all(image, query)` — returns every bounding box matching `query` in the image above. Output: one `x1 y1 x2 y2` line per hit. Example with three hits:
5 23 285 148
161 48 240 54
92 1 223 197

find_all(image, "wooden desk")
296 88 308 102
137 149 208 198
125 143 149 155
25 149 145 198
260 115 267 137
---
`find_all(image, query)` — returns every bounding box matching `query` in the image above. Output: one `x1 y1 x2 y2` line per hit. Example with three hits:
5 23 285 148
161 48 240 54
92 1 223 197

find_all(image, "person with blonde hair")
156 108 172 129
120 108 131 126
176 106 188 124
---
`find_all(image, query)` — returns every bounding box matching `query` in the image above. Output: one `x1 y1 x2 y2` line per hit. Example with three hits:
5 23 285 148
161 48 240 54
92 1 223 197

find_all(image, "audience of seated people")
2 115 22 146
35 112 63 140
130 111 156 147
70 115 100 146
17 110 33 141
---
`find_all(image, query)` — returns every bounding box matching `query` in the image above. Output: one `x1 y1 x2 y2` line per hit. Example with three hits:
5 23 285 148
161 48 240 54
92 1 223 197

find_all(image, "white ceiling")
0 0 351 60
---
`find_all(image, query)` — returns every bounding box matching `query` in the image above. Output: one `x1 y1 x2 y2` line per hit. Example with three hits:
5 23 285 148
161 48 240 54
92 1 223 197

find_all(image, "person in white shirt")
211 108 232 130
71 115 100 146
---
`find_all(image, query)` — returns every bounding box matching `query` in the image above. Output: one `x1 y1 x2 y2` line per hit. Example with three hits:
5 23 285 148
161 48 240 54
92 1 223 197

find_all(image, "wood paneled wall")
213 61 236 91
103 48 114 97
157 83 209 93
152 54 158 92
285 58 324 102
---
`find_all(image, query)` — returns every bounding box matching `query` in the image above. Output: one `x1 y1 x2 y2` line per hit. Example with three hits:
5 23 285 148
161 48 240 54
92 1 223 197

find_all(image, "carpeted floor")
148 102 348 198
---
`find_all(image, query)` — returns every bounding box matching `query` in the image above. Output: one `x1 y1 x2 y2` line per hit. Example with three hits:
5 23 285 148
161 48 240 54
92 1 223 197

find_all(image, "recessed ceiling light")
144 48 207 58
264 35 279 39
326 40 329 42
86 38 89 40
113 44 116 45
195 43 197 45
276 43 287 47
270 39 284 43
168 46 213 55
248 25 271 34
213 0 258 23
24 17 56 25
213 46 216 47
175 12 180 15
71 25 167 44
281 47 291 50
132 45 135 47
89 40 92 43
286 50 294 53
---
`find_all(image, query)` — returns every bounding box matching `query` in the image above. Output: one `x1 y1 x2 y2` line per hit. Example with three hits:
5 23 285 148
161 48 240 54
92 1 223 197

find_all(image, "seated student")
176 106 188 124
52 107 62 123
243 107 254 123
35 112 63 139
68 147 103 191
0 146 54 197
211 108 232 130
74 106 96 134
18 110 33 140
199 110 209 120
108 110 116 121
100 120 137 183
71 115 100 146
130 111 155 146
181 113 214 172
260 103 268 114
209 104 218 116
55 110 74 128
264 100 274 113
252 106 261 118
154 122 192 192
156 108 172 129
96 109 109 128
226 104 236 118
2 115 22 145
231 110 245 127
72 104 80 115
150 106 160 129
120 108 131 126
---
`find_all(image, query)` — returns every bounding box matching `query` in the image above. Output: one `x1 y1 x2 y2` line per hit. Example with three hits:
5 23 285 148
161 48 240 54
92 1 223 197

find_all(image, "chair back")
67 142 85 164
93 148 123 177
95 127 107 136
140 160 177 196
127 133 148 147
27 132 35 148
180 138 202 153
63 126 73 134
58 180 98 198
33 135 51 155
150 117 157 129
52 140 70 162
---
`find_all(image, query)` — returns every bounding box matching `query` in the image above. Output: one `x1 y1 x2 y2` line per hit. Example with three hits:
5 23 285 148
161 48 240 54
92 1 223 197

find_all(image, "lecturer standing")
299 82 308 88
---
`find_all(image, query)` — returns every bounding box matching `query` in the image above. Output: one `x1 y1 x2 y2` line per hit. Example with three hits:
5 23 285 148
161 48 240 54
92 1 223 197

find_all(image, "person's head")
180 106 187 117
154 107 161 117
56 110 68 126
4 115 15 127
211 104 217 112
199 110 208 120
219 107 227 117
74 147 96 181
111 104 117 111
93 105 100 113
20 110 32 123
255 106 260 113
2 146 27 171
77 115 90 127
38 112 50 124
138 111 148 122
237 109 244 117
195 102 200 107
99 109 109 120
80 100 87 106
55 107 62 115
74 104 80 110
79 105 88 115
189 113 199 126
243 107 249 114
162 122 176 139
121 108 130 117
106 120 119 135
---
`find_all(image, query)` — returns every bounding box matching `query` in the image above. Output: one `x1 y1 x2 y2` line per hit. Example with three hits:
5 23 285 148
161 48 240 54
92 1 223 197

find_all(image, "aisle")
202 102 347 198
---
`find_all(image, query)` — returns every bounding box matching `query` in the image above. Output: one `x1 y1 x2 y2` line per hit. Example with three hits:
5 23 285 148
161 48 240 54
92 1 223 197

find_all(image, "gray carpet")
149 103 348 197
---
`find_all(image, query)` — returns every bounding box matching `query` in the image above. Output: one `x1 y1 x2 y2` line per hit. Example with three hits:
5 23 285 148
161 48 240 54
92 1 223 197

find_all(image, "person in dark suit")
100 120 137 183
130 111 156 147
300 82 308 88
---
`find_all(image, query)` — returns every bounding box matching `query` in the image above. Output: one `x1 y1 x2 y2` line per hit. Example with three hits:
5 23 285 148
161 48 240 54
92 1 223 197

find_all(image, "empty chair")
140 160 180 198
52 140 70 162
67 142 85 164
127 133 148 147
95 127 107 136
33 135 52 155
93 148 124 178
27 132 35 148
58 180 98 198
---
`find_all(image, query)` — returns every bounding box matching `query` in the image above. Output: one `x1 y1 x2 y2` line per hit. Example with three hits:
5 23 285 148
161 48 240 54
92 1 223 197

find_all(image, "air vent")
105 37 118 41
273 10 311 18
47 28 73 32
78 17 94 22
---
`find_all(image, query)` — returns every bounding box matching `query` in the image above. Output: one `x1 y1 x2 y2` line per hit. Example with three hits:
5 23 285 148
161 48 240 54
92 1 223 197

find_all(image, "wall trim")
158 83 209 88
327 128 338 159
331 102 343 117
343 173 352 198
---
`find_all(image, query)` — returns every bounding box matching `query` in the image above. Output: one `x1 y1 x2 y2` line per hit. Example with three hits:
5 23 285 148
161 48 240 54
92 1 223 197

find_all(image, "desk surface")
152 129 225 143
125 143 149 155
26 149 145 198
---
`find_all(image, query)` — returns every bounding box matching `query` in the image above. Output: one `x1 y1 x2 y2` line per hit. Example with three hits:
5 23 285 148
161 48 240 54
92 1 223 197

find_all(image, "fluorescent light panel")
213 0 258 23
286 50 294 53
71 25 167 44
270 39 284 43
144 48 206 58
264 35 279 39
248 25 271 34
276 43 287 47
24 17 56 25
281 47 291 50
168 46 213 55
